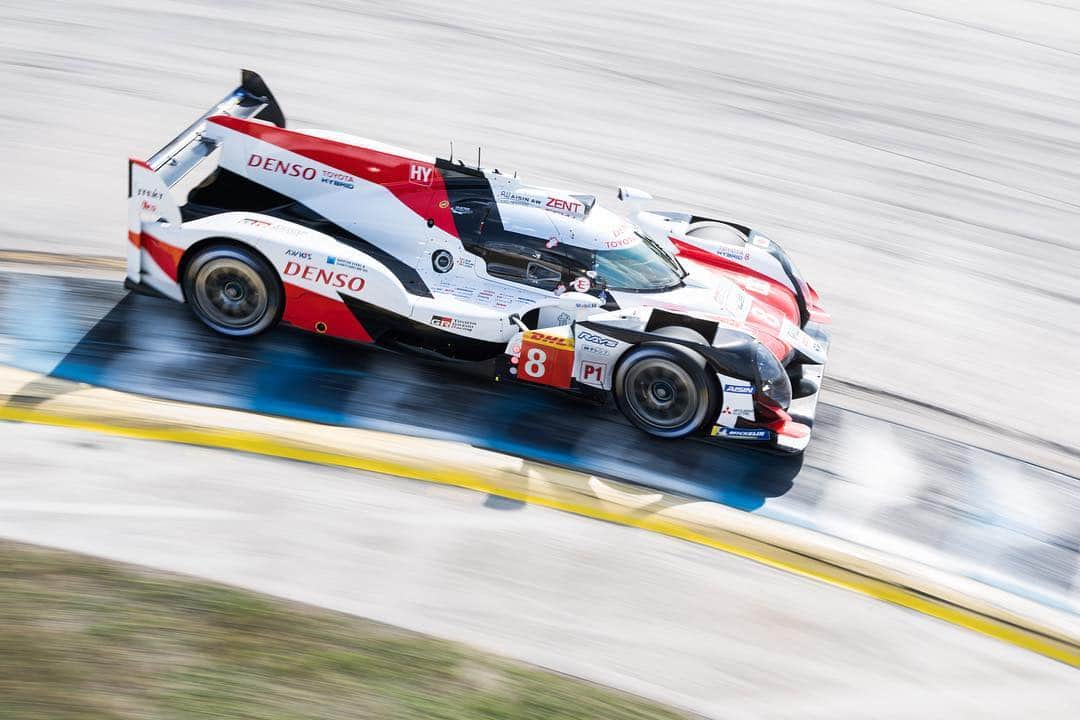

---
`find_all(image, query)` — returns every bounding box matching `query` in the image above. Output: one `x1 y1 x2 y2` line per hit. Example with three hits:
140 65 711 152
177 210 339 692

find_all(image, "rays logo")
576 331 617 347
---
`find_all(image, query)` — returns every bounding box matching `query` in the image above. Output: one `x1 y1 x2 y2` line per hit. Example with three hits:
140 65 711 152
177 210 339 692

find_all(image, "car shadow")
36 288 800 511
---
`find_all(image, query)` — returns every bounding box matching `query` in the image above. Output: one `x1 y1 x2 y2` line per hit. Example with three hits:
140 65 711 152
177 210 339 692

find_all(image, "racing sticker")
714 373 755 427
724 285 752 322
779 318 827 363
577 361 607 387
517 329 575 389
710 427 770 441
430 314 477 333
572 276 591 293
713 243 751 263
742 277 771 295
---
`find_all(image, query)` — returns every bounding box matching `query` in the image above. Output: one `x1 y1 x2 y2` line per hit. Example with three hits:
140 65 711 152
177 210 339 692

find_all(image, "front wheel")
613 344 718 439
182 244 282 337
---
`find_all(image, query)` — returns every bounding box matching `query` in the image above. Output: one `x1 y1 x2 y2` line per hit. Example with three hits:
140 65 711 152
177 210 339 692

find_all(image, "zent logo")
409 164 433 186
546 197 582 214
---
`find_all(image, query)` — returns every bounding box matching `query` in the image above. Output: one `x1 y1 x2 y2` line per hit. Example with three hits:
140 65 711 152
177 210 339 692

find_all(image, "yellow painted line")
1 388 1077 668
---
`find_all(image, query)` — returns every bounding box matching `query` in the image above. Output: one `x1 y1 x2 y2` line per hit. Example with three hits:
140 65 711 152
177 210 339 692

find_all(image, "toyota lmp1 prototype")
126 71 831 452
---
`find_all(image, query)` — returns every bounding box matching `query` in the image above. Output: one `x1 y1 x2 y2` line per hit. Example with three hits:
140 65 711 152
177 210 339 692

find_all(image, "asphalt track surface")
0 269 1077 618
2 421 1079 719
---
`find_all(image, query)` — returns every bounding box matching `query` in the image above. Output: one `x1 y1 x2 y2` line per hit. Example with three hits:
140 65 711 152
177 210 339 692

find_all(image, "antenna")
448 140 454 163
477 146 482 170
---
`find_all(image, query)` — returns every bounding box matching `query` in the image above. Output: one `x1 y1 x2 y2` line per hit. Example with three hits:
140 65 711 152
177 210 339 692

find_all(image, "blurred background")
0 1 1078 718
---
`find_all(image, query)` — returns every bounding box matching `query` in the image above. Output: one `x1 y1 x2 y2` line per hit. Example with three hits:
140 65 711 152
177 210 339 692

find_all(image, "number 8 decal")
524 347 547 378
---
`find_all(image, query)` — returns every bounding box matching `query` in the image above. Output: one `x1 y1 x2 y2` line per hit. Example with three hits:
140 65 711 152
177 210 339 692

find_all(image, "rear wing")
145 69 284 188
127 70 284 287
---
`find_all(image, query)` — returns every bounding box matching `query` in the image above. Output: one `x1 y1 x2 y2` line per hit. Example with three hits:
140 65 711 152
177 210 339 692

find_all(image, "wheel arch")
178 235 282 305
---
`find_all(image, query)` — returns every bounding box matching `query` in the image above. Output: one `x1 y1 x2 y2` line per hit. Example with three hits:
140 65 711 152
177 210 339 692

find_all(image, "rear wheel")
182 245 282 337
614 344 718 439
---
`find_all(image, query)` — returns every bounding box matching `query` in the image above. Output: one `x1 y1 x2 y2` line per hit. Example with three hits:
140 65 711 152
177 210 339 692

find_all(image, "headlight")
752 342 791 409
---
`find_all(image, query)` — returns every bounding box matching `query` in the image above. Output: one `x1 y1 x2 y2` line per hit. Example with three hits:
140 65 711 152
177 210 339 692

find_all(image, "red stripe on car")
282 283 373 343
207 115 458 239
140 232 183 281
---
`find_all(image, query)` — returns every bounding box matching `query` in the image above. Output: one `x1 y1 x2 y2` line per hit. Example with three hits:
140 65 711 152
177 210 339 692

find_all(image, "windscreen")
593 234 684 292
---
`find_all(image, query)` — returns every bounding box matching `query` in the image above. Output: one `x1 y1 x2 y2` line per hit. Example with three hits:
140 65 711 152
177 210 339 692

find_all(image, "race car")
126 70 831 452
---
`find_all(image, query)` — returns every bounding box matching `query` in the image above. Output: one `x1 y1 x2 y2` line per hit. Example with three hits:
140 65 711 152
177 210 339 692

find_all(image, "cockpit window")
592 234 683 292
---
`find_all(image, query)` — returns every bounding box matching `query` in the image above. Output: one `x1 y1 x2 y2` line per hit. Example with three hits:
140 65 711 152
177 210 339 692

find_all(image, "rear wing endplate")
145 69 285 188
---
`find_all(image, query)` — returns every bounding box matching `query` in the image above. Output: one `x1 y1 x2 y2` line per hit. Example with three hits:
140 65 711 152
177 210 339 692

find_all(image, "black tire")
182 244 282 337
613 343 719 439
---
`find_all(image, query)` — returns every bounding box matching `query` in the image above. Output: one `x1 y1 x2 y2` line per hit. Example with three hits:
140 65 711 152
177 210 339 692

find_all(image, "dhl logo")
524 331 575 350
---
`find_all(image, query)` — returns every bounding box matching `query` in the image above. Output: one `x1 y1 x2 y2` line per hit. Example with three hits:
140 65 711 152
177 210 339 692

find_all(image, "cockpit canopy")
453 199 684 294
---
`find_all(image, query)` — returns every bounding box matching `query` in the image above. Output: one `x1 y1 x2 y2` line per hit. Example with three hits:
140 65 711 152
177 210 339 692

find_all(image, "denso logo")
409 164 433 186
283 261 365 292
248 153 317 180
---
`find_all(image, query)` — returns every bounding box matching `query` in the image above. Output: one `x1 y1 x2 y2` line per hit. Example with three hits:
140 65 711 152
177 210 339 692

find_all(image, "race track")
1 269 1076 615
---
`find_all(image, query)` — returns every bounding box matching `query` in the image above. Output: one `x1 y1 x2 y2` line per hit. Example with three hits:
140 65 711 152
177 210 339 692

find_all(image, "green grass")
0 541 691 720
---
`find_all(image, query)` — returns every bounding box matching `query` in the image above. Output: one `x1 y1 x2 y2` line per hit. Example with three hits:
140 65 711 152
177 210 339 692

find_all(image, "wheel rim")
622 358 699 430
191 257 269 330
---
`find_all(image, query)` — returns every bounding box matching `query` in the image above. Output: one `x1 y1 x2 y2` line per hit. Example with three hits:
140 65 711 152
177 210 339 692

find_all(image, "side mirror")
616 186 652 203
616 186 653 218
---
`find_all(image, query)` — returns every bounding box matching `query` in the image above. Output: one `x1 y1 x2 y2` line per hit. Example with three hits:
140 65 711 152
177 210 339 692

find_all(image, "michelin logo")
711 427 770 440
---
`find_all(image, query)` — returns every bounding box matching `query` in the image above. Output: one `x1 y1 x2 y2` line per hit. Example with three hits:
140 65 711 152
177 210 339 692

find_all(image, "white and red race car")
127 71 831 452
